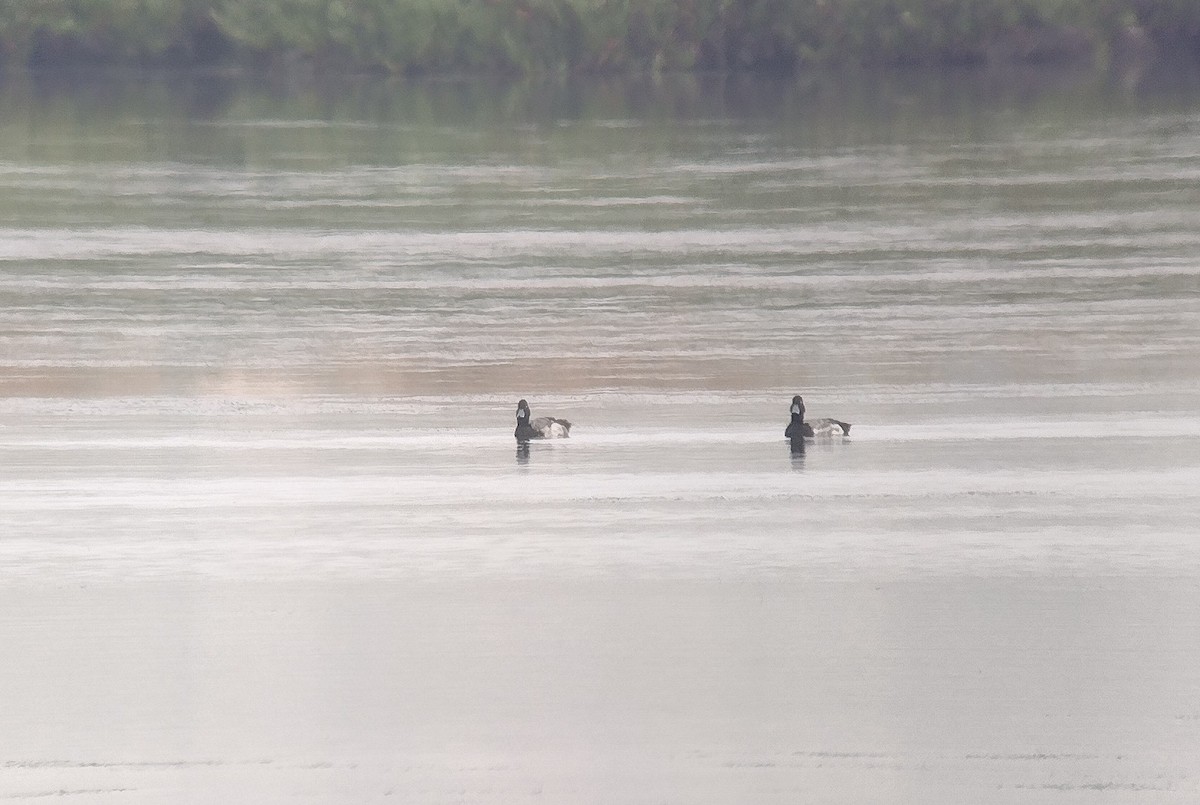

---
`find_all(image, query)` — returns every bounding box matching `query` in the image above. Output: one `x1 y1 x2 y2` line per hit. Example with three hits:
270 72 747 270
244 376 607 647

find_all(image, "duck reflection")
788 435 806 470
516 441 531 466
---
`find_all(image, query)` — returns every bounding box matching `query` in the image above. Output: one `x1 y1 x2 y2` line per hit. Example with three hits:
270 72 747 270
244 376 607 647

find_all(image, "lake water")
1 68 1199 803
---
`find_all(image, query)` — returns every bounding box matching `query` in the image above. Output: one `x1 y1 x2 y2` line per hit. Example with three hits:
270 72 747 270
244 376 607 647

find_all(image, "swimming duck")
515 399 572 441
784 395 851 438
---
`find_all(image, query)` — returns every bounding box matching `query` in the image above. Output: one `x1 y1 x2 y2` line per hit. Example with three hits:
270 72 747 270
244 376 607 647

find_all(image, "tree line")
2 0 1197 74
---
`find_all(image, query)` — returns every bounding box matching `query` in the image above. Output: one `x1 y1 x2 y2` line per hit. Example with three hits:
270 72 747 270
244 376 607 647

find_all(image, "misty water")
1 69 1199 803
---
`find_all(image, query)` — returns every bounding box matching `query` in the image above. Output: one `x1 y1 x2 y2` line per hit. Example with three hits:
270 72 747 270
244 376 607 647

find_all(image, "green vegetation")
1 0 1198 74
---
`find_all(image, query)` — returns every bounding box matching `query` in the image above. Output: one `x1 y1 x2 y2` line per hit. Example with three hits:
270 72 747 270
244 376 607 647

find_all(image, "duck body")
515 399 572 441
803 418 852 437
784 395 851 438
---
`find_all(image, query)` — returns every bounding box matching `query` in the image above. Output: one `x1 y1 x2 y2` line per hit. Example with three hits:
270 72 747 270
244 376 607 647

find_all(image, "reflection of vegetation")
0 0 1198 73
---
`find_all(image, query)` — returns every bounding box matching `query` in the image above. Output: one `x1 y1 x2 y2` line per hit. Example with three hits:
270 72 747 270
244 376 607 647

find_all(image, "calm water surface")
1 69 1199 802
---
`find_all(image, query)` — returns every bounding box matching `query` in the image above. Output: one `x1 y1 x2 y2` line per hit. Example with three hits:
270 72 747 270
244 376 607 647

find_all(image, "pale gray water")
1 70 1199 802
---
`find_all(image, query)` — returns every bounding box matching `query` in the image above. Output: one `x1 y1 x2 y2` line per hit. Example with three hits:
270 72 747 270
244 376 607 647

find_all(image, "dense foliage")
2 0 1198 73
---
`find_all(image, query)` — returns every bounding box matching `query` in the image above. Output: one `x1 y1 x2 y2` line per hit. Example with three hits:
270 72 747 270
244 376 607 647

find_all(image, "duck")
784 395 851 438
515 399 572 441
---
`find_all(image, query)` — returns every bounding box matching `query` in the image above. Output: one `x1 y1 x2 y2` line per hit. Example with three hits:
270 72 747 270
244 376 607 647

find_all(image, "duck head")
790 395 805 420
516 399 530 424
